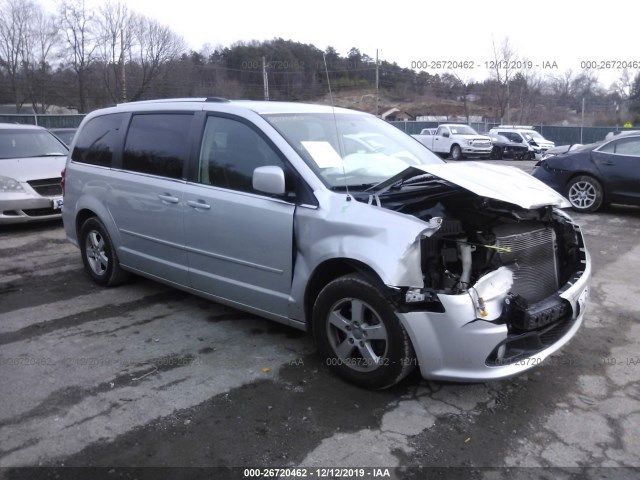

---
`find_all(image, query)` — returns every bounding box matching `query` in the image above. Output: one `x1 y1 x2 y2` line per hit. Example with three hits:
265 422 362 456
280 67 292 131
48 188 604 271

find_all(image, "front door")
183 115 295 317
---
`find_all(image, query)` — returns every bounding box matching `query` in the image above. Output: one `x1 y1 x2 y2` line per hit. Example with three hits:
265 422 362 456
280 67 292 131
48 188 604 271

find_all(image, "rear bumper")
397 251 590 381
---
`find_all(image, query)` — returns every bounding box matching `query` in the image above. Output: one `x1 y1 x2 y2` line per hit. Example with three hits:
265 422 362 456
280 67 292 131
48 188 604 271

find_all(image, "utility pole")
580 97 585 143
262 56 269 101
375 49 379 117
120 29 126 103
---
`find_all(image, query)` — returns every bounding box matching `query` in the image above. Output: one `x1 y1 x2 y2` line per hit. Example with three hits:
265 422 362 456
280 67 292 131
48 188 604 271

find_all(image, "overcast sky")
47 0 636 89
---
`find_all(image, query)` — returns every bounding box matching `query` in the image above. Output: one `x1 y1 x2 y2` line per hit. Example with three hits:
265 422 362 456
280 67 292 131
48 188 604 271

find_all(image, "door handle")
187 200 211 210
157 193 179 204
602 160 614 166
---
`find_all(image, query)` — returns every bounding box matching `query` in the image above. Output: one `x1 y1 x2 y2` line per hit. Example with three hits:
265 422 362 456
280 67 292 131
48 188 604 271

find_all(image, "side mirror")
442 132 450 138
253 165 286 195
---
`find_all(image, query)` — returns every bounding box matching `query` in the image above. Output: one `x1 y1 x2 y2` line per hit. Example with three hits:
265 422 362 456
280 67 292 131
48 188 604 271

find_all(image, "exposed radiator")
494 223 559 304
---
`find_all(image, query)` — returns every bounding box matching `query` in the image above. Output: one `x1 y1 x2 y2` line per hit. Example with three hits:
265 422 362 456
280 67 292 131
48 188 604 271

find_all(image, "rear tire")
79 217 129 286
312 274 416 389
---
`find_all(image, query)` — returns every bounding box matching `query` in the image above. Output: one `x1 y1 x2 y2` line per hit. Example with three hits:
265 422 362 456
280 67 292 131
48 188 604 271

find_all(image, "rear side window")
612 137 640 156
123 114 193 179
72 113 124 166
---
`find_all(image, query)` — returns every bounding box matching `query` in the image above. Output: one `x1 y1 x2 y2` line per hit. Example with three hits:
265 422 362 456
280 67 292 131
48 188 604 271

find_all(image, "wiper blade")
365 168 438 195
330 183 378 191
392 173 437 188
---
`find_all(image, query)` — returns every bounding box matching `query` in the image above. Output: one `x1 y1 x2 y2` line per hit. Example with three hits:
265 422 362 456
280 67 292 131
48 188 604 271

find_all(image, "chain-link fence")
389 121 638 145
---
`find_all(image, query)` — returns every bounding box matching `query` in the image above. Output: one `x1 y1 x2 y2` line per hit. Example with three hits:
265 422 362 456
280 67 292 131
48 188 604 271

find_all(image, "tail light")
61 168 66 196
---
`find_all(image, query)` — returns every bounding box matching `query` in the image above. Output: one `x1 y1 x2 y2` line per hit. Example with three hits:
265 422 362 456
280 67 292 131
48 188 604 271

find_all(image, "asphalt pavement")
0 159 639 479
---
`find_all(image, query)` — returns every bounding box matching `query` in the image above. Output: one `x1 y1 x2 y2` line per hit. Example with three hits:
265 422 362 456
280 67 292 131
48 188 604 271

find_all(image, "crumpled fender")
295 190 441 288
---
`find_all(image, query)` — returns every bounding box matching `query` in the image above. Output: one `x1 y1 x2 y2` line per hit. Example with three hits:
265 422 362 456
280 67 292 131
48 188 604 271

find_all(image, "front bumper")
531 163 573 194
0 193 63 224
398 251 591 381
462 146 493 157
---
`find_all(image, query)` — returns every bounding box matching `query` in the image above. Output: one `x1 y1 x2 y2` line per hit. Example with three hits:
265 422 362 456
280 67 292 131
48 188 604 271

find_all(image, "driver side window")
198 116 285 193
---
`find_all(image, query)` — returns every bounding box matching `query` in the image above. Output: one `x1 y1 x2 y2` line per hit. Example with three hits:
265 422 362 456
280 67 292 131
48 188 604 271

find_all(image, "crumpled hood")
0 156 67 182
415 161 570 209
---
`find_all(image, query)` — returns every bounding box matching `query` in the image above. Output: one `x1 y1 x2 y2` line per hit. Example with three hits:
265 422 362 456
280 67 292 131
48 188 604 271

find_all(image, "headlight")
0 176 25 192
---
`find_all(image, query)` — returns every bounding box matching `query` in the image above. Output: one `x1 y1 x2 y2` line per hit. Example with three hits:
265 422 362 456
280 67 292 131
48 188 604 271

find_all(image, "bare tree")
612 68 636 99
59 0 97 113
22 7 60 113
547 69 574 100
490 37 518 123
511 66 542 124
0 0 33 111
96 1 132 103
128 15 185 101
449 71 475 123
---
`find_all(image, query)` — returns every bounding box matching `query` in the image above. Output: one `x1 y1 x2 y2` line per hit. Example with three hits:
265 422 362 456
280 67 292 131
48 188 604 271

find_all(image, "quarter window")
613 137 640 156
198 116 285 193
72 113 125 167
598 141 616 153
122 114 193 179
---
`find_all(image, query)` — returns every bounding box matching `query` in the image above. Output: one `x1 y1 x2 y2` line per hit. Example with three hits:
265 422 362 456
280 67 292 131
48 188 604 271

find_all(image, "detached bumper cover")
397 250 591 381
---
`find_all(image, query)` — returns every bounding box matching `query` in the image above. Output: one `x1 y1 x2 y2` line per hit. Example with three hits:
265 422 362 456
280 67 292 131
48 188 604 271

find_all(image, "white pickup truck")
412 124 493 160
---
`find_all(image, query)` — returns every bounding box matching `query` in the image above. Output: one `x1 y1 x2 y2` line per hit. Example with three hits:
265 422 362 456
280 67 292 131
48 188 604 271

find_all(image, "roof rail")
495 125 534 129
205 97 230 103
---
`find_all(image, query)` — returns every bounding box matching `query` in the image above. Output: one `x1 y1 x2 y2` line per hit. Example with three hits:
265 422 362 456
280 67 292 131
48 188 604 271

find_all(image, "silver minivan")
62 98 590 389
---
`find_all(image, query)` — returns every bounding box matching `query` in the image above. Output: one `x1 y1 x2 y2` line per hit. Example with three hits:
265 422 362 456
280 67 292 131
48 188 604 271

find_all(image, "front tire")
566 175 604 212
79 217 129 286
450 144 463 161
312 274 416 389
489 146 503 160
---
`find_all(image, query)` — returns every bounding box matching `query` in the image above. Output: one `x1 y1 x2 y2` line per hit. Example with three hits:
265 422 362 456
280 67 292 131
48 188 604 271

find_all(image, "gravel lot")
1 159 639 479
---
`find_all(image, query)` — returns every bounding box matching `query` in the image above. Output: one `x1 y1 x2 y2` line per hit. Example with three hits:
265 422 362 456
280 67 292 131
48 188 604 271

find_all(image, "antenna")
322 53 350 201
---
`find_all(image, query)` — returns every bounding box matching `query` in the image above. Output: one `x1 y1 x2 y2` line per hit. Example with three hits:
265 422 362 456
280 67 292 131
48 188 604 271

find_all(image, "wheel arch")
303 258 388 333
75 208 98 239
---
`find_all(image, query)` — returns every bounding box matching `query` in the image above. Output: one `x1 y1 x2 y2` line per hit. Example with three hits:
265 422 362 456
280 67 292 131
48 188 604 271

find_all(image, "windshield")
524 130 545 140
0 130 68 159
264 112 443 188
448 125 478 135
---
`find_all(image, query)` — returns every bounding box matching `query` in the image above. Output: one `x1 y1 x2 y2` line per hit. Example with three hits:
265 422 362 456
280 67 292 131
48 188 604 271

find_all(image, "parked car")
531 133 640 212
62 98 590 389
412 124 493 160
490 126 554 157
604 130 639 141
49 128 78 147
488 134 531 160
0 123 68 224
541 143 584 160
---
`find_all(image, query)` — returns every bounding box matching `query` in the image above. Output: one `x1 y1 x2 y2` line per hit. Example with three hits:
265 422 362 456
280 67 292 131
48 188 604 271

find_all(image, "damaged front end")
355 164 590 380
